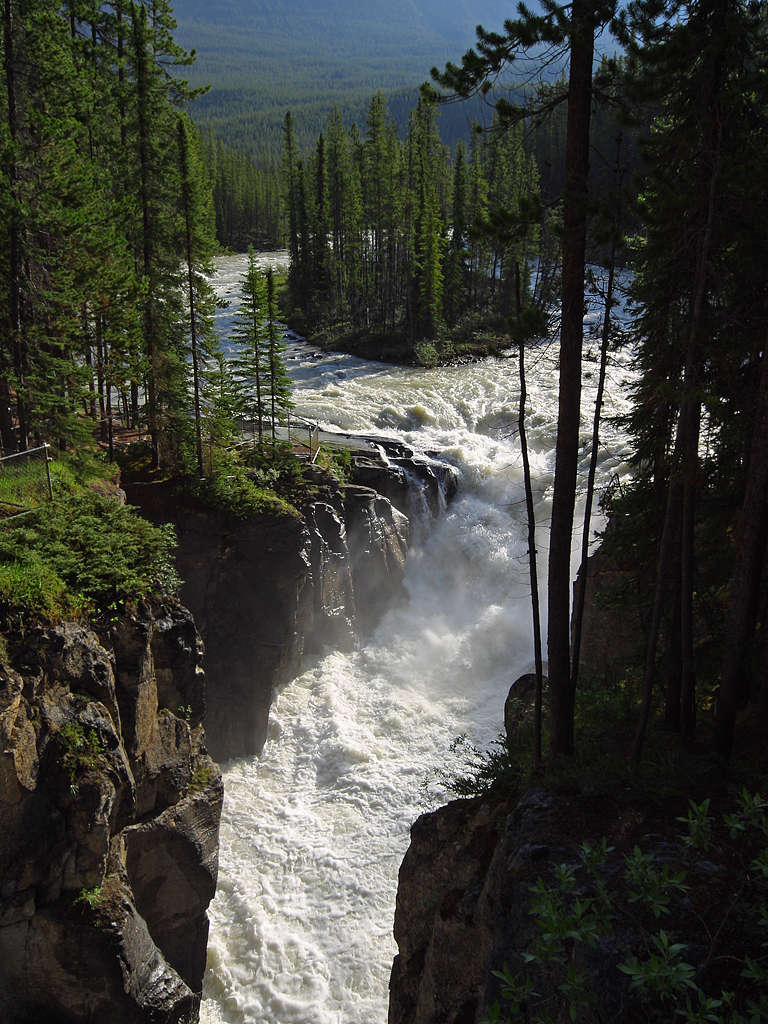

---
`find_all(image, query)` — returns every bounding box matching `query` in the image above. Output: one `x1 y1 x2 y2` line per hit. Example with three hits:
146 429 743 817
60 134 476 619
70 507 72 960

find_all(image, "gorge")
195 254 633 1024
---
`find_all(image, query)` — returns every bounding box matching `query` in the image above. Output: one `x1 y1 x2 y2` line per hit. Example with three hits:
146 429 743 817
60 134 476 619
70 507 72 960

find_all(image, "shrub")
59 721 106 790
315 445 352 484
74 886 102 910
484 792 768 1024
413 340 440 367
0 492 180 622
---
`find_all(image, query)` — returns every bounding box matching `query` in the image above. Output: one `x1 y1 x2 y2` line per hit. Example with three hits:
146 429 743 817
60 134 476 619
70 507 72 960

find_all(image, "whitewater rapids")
200 252 634 1024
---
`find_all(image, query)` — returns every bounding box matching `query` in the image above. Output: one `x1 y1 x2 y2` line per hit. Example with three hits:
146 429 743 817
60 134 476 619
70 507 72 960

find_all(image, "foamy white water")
200 253 634 1024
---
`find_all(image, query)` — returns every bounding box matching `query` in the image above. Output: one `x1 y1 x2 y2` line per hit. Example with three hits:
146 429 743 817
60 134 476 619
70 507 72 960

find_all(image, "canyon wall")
0 599 221 1024
388 548 650 1024
128 447 458 761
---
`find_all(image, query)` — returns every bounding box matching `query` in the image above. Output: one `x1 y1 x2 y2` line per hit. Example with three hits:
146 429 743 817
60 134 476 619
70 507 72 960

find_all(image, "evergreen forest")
0 0 294 479
2 1 768 1019
0 0 767 827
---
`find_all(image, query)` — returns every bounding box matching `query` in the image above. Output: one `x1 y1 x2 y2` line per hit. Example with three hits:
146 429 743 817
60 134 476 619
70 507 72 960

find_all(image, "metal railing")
0 443 54 519
234 415 322 462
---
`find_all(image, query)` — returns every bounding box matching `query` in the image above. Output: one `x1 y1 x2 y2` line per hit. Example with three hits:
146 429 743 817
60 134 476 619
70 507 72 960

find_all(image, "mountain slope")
171 0 510 153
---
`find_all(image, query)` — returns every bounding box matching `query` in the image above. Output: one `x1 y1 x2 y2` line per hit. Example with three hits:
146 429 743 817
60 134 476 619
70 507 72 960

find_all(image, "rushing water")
200 253 634 1024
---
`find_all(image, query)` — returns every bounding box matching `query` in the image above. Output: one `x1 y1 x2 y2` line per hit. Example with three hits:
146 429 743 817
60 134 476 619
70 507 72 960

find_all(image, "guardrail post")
43 443 54 500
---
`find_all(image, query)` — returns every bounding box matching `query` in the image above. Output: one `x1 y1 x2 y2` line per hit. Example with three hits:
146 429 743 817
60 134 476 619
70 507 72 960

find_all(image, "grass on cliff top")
0 451 180 629
119 439 304 520
0 447 115 515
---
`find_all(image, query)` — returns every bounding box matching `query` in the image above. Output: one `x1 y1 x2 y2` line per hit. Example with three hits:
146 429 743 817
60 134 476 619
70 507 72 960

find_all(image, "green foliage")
59 722 105 789
188 762 213 794
283 88 549 366
438 732 522 798
0 493 180 622
677 799 713 853
315 445 353 484
483 793 768 1024
73 886 102 910
623 846 688 918
0 453 51 513
412 341 440 368
188 447 299 520
0 558 70 624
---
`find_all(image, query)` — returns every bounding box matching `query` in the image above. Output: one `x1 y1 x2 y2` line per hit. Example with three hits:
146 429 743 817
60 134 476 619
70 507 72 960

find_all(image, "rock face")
350 438 459 520
0 600 222 1024
343 484 410 632
127 450 456 761
389 786 646 1024
573 543 645 683
503 672 547 744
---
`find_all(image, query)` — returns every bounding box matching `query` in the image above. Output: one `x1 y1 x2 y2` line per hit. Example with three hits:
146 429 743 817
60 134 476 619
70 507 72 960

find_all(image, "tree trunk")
516 263 545 763
663 564 682 731
133 6 159 467
3 0 24 451
679 393 700 740
631 112 721 763
179 119 205 478
571 169 620 690
715 344 768 757
547 0 594 757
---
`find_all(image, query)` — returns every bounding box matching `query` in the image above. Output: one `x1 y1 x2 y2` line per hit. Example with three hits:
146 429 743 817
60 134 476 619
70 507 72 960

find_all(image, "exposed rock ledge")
0 600 222 1024
128 445 458 761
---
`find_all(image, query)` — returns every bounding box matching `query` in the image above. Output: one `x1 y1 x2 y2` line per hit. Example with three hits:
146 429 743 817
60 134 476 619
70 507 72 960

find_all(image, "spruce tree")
230 248 268 447
264 268 293 444
177 113 219 477
432 0 618 755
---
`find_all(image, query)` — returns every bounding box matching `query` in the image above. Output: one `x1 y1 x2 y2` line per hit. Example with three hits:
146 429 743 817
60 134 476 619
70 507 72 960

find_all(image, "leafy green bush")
59 721 106 790
315 445 353 484
0 492 180 621
413 340 440 367
190 460 299 520
484 792 768 1024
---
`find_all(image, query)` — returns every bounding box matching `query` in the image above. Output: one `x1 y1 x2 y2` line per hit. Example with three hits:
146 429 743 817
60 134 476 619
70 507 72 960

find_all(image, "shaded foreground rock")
0 601 222 1024
389 787 644 1024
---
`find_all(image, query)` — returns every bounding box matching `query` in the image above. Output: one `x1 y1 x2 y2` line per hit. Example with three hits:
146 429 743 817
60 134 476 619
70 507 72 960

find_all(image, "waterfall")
200 253 634 1024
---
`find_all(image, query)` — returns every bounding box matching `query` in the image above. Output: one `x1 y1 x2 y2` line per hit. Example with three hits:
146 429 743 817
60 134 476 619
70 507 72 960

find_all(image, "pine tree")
432 0 618 755
443 140 470 326
230 248 268 447
617 0 768 759
404 96 446 345
177 113 219 477
264 268 293 444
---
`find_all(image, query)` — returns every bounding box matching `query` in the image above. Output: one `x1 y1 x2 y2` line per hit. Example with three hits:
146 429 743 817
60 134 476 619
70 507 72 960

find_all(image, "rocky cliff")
388 784 648 1024
387 546 716 1024
0 599 222 1024
128 447 458 761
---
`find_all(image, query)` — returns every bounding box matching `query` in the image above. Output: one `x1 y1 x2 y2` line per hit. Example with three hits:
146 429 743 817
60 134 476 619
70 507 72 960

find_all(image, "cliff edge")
0 598 222 1024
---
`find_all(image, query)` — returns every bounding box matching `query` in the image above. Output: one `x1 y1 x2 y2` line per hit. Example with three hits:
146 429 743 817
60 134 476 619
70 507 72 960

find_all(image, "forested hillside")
171 0 513 155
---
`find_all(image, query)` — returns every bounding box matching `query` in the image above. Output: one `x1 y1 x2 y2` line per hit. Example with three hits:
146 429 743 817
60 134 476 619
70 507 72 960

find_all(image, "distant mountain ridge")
171 0 512 155
173 0 510 44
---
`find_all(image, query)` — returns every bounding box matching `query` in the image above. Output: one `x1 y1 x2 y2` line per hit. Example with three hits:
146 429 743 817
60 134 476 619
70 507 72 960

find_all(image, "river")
199 252 634 1024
